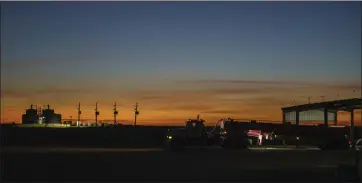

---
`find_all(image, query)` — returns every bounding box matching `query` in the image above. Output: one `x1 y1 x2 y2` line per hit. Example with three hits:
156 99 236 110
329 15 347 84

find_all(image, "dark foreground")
1 147 360 182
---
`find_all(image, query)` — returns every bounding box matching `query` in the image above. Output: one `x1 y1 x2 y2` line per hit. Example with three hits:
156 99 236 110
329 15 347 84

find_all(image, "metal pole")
350 109 355 142
114 102 118 126
134 102 138 127
78 102 82 123
95 102 98 126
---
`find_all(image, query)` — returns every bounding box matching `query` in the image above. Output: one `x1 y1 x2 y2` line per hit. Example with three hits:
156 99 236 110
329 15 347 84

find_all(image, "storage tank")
42 105 61 124
22 105 38 124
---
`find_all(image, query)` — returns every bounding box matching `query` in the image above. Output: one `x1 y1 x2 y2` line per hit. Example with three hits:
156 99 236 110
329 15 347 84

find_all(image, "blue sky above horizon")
1 2 361 124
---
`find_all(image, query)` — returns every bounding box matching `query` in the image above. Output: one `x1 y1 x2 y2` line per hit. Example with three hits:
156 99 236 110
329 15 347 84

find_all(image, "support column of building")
333 111 338 126
282 111 286 123
323 107 328 127
295 110 301 148
350 109 355 141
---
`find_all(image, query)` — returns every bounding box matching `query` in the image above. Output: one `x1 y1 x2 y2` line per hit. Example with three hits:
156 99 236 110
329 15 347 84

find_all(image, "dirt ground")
1 146 358 181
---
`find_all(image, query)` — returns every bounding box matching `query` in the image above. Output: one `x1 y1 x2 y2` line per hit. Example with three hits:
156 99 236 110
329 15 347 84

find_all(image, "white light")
167 136 172 139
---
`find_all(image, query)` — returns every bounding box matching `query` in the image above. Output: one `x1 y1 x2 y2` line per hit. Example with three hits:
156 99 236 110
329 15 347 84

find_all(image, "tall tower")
113 102 118 126
77 102 81 126
134 102 139 127
95 102 100 126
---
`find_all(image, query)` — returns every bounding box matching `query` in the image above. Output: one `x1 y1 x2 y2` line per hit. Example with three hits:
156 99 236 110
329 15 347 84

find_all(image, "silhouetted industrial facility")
22 104 62 124
21 105 38 124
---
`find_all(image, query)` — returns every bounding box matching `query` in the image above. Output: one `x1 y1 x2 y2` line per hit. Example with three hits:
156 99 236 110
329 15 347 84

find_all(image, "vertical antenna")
113 102 118 126
134 102 139 127
95 102 99 126
77 102 81 126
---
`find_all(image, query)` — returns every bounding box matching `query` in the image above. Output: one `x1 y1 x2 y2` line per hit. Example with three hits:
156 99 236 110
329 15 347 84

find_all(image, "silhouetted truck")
164 117 249 151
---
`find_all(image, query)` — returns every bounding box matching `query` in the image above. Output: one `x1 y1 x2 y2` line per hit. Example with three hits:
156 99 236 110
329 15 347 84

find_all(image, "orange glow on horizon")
1 80 361 126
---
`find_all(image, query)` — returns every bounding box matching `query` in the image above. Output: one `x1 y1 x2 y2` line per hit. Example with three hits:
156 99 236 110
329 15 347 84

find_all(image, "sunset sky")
1 2 361 126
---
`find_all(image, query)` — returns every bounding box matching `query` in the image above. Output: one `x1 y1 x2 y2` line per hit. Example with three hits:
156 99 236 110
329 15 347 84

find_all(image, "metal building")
22 105 38 124
281 98 362 140
42 105 62 124
22 104 62 124
281 98 361 126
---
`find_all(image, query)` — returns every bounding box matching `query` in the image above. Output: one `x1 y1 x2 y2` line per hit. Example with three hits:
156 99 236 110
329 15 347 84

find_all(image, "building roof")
281 98 362 112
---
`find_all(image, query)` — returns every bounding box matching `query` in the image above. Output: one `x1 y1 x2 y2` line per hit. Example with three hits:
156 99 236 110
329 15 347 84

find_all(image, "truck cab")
165 117 211 151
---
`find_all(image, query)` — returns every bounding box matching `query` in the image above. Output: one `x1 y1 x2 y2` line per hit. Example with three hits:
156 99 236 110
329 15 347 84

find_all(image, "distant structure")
22 104 61 124
113 102 118 125
281 98 362 140
95 102 100 126
22 104 38 124
41 105 61 124
134 102 139 127
77 102 81 126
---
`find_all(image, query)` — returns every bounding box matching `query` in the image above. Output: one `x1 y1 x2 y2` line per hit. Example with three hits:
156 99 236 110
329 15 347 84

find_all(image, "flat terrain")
1 146 359 181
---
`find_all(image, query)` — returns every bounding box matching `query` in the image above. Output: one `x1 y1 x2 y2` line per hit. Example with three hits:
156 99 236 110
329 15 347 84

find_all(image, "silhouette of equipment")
164 116 249 152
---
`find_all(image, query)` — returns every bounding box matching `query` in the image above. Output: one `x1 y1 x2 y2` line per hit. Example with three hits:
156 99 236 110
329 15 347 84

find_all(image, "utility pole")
95 102 100 126
113 102 118 126
77 102 81 126
134 102 139 127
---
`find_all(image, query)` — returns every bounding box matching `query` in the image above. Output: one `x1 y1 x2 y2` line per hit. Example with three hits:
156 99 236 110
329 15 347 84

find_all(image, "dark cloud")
207 86 296 96
201 109 246 115
183 79 315 86
156 104 212 111
1 90 35 99
35 87 88 95
139 96 167 101
183 79 361 90
2 59 50 70
326 83 361 91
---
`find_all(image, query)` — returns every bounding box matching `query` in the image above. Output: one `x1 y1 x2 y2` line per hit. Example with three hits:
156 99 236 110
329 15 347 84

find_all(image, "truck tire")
221 137 237 150
165 138 184 152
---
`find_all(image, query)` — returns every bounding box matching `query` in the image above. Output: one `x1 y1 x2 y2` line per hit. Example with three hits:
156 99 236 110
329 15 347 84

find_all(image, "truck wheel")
167 138 184 152
206 137 214 146
221 137 237 150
